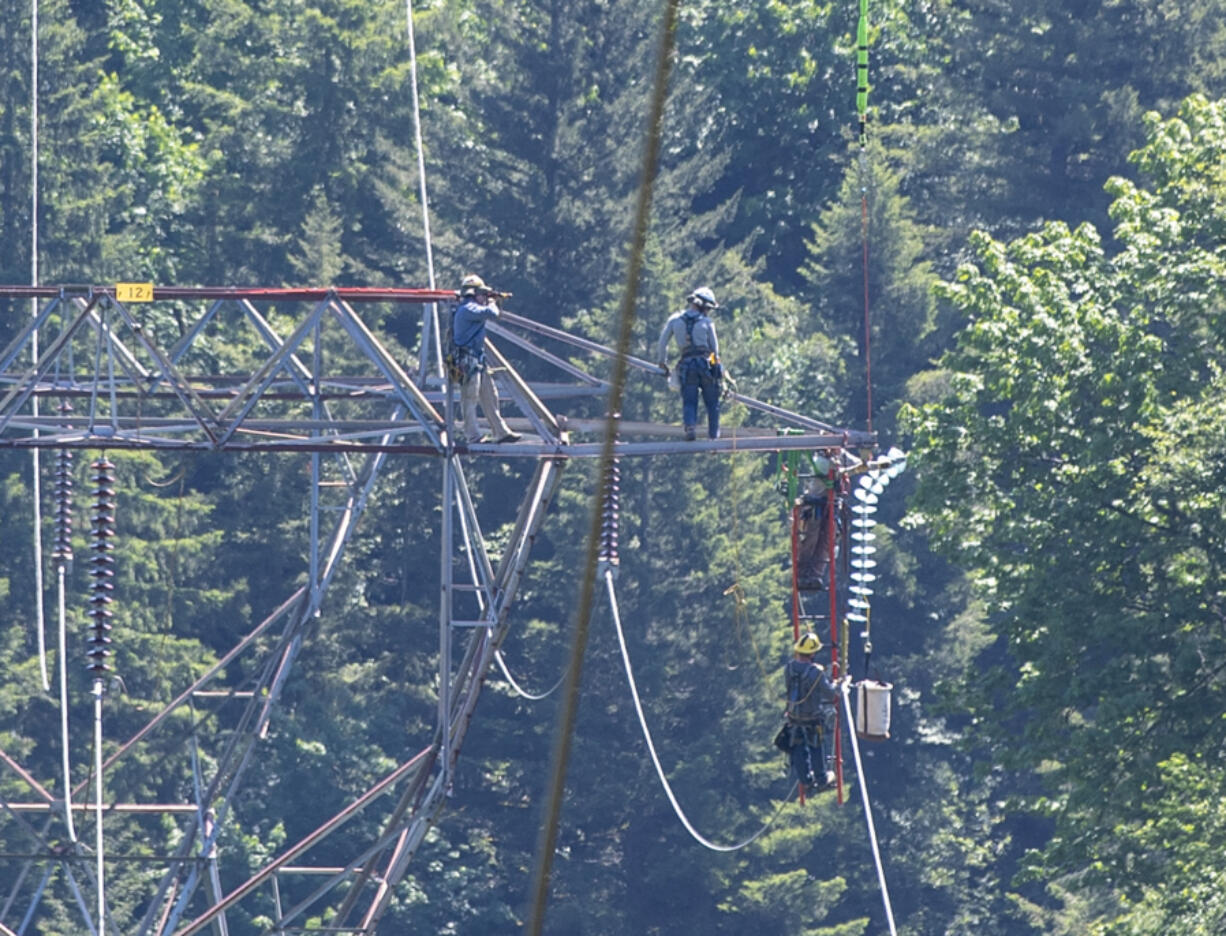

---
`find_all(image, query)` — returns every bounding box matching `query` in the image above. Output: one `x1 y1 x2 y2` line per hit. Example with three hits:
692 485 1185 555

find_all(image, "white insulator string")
841 683 898 935
494 649 567 701
605 568 793 852
404 0 444 381
31 0 49 693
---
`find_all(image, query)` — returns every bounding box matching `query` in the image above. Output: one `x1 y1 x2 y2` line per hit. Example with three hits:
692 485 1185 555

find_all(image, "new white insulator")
851 503 877 516
853 488 878 505
850 572 878 584
851 517 876 528
851 545 877 556
851 530 876 541
849 585 874 597
846 612 868 623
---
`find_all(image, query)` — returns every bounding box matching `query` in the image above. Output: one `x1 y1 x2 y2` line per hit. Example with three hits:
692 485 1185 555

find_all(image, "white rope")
58 566 77 843
494 650 568 701
31 0 49 693
404 0 444 380
841 683 898 935
93 678 106 933
605 569 793 851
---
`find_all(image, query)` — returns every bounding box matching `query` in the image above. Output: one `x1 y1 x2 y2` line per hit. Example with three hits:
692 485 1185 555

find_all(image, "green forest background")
2 0 1226 933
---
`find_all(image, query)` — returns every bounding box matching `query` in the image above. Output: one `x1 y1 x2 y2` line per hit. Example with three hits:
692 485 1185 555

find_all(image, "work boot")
496 432 522 443
684 426 696 441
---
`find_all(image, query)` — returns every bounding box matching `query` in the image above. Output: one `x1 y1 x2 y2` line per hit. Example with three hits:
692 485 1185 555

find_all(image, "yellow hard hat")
794 632 822 655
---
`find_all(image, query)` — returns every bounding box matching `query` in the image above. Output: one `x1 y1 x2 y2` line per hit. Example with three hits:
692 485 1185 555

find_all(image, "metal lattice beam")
0 284 873 934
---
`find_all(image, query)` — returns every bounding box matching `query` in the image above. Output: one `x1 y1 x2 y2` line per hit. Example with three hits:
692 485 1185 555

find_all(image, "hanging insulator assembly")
598 432 620 576
848 447 907 740
87 457 116 676
53 402 74 568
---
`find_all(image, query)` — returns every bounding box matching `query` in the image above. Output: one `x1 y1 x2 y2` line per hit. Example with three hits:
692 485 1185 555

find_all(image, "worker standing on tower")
656 287 722 441
450 274 521 444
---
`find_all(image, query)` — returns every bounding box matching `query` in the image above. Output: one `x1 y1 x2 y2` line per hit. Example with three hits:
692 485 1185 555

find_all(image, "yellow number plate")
115 282 155 302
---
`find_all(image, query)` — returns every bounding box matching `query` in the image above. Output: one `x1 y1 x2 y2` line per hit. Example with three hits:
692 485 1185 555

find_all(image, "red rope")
790 505 802 643
862 191 873 433
789 507 804 806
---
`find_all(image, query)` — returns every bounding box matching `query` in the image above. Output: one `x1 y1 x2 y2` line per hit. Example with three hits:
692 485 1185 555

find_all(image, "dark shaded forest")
2 0 1226 933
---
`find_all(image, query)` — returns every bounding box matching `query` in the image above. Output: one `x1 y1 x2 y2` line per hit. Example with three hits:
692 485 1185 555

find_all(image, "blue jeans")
680 359 720 438
787 713 835 786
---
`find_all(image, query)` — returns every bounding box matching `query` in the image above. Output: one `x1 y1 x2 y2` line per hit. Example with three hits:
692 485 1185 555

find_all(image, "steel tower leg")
326 457 565 934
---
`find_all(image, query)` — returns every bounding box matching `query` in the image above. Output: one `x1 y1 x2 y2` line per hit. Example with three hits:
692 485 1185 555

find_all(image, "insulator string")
88 455 116 932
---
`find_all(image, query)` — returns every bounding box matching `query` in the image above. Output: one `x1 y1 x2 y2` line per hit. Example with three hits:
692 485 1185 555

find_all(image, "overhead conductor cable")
405 0 443 382
602 434 790 849
54 404 77 843
608 567 794 851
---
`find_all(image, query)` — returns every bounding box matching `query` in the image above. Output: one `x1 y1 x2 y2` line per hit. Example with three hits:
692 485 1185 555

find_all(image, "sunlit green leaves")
903 92 1226 927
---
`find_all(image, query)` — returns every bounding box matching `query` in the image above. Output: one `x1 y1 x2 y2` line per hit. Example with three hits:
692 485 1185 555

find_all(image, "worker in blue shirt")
782 632 839 793
450 274 520 444
656 286 722 441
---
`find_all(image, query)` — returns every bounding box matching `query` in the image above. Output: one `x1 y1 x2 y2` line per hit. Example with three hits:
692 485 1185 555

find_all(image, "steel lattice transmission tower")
0 284 871 934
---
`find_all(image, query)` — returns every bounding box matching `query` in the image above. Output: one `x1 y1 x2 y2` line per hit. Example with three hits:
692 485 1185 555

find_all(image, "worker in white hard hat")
449 274 521 444
655 286 722 441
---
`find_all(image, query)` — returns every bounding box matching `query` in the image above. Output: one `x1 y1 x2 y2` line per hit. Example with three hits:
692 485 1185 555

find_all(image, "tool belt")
449 346 484 382
776 721 823 751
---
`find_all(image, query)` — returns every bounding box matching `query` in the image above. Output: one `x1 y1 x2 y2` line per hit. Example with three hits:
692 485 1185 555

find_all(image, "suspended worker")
795 474 840 591
782 632 839 794
450 274 521 444
656 286 722 441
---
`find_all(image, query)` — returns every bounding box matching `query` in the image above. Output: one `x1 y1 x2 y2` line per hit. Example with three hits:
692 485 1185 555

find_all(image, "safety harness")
677 313 723 383
680 314 706 358
444 301 484 383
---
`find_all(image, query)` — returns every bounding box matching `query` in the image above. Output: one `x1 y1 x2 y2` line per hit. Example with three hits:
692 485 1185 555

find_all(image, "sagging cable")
53 421 77 843
494 650 568 702
607 569 793 852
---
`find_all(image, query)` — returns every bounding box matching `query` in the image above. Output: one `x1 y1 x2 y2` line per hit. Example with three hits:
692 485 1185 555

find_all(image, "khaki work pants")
460 367 513 442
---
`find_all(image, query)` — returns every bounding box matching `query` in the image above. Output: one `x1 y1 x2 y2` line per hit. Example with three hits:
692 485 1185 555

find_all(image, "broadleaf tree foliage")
903 94 1226 933
1 0 1226 932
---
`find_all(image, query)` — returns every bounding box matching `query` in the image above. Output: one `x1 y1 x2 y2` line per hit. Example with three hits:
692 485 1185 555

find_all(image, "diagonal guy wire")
525 0 682 932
